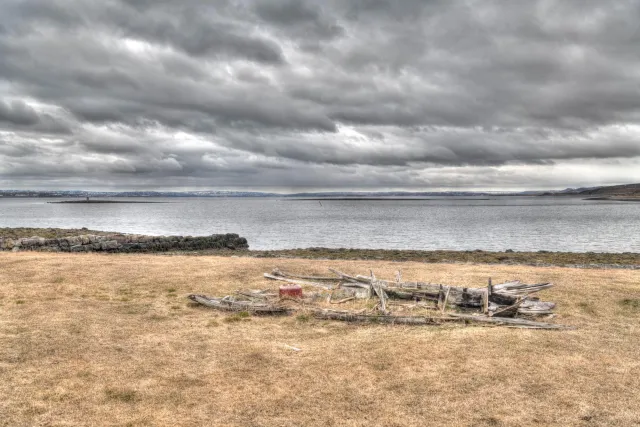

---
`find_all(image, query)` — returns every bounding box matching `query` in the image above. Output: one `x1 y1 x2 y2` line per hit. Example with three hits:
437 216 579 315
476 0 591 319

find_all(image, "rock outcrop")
0 233 248 252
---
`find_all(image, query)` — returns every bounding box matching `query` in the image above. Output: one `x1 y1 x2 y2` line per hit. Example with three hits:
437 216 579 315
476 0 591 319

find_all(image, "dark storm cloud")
0 100 39 126
1 0 640 190
254 0 345 42
0 99 72 133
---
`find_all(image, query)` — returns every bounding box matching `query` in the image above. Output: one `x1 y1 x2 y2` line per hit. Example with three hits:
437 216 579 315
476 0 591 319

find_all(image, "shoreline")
283 197 492 201
177 248 640 269
1 227 638 268
584 196 640 202
48 200 167 204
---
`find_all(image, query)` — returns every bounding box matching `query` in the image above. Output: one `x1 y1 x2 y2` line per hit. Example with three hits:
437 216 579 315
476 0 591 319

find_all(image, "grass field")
1 252 640 426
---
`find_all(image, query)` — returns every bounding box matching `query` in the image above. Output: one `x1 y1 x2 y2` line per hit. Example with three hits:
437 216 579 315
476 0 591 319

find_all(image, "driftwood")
189 294 571 329
312 310 572 330
264 267 558 318
263 273 333 290
370 270 388 314
311 310 445 325
329 268 370 283
235 289 276 300
346 275 556 317
271 268 338 282
256 267 568 329
338 281 372 299
490 298 525 318
188 294 290 315
448 313 573 330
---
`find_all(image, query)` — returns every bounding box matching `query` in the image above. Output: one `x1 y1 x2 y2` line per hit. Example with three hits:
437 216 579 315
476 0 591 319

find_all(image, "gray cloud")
1 0 640 190
0 100 39 126
0 99 72 133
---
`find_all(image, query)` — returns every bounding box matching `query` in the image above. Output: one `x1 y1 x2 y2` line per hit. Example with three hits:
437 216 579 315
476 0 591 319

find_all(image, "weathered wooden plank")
188 294 291 314
448 313 573 329
271 268 339 281
263 273 333 290
329 268 370 283
311 310 572 329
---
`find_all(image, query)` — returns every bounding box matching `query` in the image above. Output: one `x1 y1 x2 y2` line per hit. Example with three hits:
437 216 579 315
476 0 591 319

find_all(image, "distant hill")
539 183 640 199
577 183 640 197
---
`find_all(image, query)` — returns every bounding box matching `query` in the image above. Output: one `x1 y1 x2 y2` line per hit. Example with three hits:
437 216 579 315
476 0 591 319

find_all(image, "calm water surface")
0 197 639 252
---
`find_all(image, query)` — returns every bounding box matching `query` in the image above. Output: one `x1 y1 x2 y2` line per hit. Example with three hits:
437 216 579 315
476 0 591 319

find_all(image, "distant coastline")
1 182 638 199
285 197 492 201
584 197 640 202
48 200 167 204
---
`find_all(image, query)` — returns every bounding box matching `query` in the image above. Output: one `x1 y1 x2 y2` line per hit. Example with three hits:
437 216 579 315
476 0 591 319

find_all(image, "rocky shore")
1 228 638 268
0 233 248 253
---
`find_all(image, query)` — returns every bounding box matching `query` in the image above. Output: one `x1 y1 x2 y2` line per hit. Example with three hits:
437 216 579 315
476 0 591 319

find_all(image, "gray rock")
67 236 81 246
2 238 14 250
1 232 249 252
101 240 120 250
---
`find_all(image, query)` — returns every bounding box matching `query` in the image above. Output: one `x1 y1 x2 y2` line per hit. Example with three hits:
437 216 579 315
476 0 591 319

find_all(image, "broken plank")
263 273 333 290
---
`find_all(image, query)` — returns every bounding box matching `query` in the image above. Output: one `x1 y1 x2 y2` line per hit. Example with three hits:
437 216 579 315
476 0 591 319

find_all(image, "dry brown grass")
1 253 640 426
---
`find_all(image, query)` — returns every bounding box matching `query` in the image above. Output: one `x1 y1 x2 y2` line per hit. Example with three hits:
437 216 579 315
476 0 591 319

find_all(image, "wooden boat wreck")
188 267 572 330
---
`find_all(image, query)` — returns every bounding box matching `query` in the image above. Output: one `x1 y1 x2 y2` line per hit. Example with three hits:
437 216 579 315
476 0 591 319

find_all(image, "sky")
1 0 640 192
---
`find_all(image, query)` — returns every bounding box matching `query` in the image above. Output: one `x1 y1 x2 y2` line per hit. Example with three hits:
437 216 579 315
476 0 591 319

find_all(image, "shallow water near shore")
1 196 639 252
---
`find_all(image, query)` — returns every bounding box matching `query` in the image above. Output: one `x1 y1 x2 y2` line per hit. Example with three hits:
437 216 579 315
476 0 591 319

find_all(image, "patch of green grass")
0 227 114 239
296 313 311 323
166 288 177 293
371 360 392 371
15 300 25 305
104 387 138 403
224 311 251 323
577 301 597 315
619 298 640 309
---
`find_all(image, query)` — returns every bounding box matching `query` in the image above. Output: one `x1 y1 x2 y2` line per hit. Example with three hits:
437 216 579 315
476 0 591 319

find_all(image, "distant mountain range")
0 183 638 198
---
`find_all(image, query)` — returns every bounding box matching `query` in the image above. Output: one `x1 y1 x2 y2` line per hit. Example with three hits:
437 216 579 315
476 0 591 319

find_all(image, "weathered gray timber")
312 310 572 329
262 273 334 290
270 268 338 281
188 294 290 314
448 313 573 329
189 292 571 329
263 267 561 320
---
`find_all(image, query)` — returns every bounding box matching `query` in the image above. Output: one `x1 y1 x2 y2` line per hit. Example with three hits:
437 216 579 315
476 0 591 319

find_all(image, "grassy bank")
221 248 640 268
1 252 640 426
0 227 115 239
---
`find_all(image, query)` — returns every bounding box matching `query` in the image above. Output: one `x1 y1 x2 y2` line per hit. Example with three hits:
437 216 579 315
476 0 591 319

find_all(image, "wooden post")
441 287 451 314
482 289 489 314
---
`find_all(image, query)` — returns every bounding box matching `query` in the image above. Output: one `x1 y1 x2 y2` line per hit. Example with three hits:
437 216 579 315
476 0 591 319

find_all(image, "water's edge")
1 227 638 269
